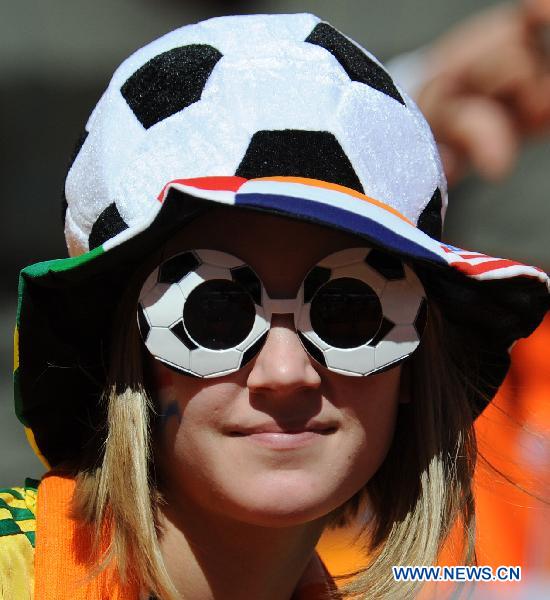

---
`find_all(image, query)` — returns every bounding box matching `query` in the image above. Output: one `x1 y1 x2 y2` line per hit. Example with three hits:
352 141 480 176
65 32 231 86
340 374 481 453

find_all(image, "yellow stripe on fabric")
16 520 36 533
0 532 34 600
13 326 19 372
24 428 51 470
0 487 24 501
24 488 37 514
0 509 13 520
0 497 27 511
254 176 415 226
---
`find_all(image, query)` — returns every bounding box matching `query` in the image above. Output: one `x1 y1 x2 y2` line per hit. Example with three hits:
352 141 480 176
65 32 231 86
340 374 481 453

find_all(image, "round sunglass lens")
184 280 255 350
310 278 382 348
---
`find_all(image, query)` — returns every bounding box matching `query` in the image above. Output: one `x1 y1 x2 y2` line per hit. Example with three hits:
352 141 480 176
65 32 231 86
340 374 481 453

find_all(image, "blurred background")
1 0 548 535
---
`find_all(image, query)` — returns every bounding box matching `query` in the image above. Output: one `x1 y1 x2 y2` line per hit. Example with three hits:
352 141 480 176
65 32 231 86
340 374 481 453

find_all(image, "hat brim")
15 177 550 466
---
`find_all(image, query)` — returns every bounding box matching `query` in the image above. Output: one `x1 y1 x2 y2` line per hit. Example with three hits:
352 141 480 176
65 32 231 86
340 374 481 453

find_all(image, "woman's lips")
229 428 337 449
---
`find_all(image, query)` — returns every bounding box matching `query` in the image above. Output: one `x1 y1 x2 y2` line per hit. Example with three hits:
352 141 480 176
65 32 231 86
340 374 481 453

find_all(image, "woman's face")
152 207 403 527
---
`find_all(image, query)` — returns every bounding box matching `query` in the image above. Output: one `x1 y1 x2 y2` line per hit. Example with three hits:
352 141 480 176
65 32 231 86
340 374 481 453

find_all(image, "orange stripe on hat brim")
253 176 415 226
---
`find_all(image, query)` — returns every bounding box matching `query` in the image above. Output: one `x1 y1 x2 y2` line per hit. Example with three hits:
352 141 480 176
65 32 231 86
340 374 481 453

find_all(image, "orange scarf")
34 472 338 599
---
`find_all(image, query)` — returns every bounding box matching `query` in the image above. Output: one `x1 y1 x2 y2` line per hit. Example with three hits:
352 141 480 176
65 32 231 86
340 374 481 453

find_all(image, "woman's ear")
398 362 412 405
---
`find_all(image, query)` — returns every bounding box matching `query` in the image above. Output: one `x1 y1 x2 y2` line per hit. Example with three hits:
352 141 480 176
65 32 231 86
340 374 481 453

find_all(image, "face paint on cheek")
153 369 183 431
159 400 183 429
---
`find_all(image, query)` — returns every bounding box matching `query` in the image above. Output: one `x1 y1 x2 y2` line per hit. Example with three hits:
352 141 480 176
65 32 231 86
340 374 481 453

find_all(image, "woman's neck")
157 498 330 600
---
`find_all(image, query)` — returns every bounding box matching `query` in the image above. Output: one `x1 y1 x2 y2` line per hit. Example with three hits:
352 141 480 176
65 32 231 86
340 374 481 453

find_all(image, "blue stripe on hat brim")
234 191 448 267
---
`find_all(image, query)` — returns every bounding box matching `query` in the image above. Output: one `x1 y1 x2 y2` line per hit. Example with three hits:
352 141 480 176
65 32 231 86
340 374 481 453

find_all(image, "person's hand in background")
412 0 550 186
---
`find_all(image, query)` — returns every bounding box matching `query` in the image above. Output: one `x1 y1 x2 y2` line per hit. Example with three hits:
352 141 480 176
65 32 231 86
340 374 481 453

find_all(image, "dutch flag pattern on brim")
150 176 549 287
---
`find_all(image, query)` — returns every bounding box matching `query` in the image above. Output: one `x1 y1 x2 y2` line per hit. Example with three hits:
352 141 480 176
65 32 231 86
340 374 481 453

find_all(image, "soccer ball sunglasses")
137 247 427 378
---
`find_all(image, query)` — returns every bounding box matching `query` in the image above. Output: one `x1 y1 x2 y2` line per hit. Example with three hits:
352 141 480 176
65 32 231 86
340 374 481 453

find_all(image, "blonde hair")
334 304 477 599
73 277 478 600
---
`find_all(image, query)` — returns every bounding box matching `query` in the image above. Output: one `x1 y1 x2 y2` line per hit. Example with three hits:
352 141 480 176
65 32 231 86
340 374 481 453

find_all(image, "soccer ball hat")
14 14 549 467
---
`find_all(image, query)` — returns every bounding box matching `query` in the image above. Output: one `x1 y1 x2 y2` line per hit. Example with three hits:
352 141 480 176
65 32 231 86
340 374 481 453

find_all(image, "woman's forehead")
161 206 365 291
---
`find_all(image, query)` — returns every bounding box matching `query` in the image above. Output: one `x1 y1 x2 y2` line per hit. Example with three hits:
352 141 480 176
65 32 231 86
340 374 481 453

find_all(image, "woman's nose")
246 314 322 394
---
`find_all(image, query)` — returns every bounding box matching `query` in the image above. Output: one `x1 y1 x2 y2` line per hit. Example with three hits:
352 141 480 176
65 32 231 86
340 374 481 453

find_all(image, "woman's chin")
210 474 348 528
230 502 333 528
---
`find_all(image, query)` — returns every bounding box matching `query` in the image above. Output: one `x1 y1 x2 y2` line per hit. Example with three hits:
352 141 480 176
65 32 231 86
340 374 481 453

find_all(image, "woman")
4 13 549 600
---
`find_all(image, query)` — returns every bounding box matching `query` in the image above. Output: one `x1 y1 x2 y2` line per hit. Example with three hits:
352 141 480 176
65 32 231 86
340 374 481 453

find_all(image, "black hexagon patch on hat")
236 130 363 193
121 45 223 129
305 23 405 106
417 189 443 240
88 203 129 250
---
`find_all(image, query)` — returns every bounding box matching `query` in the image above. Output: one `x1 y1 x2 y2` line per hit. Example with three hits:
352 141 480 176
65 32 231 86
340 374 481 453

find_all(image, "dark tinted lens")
184 279 255 350
310 278 382 348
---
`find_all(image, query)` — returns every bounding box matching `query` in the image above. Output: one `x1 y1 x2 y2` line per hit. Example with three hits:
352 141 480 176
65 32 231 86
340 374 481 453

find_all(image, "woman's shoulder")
0 478 39 599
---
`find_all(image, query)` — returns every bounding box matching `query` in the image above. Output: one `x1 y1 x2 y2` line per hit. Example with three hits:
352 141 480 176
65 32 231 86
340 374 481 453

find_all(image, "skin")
150 207 405 600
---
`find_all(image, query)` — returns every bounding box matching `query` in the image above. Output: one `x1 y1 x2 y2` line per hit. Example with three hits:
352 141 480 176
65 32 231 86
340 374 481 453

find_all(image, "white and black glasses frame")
137 247 427 378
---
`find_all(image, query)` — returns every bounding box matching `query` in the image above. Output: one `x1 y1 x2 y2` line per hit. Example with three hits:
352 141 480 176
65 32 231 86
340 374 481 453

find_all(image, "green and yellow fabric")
0 480 38 599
